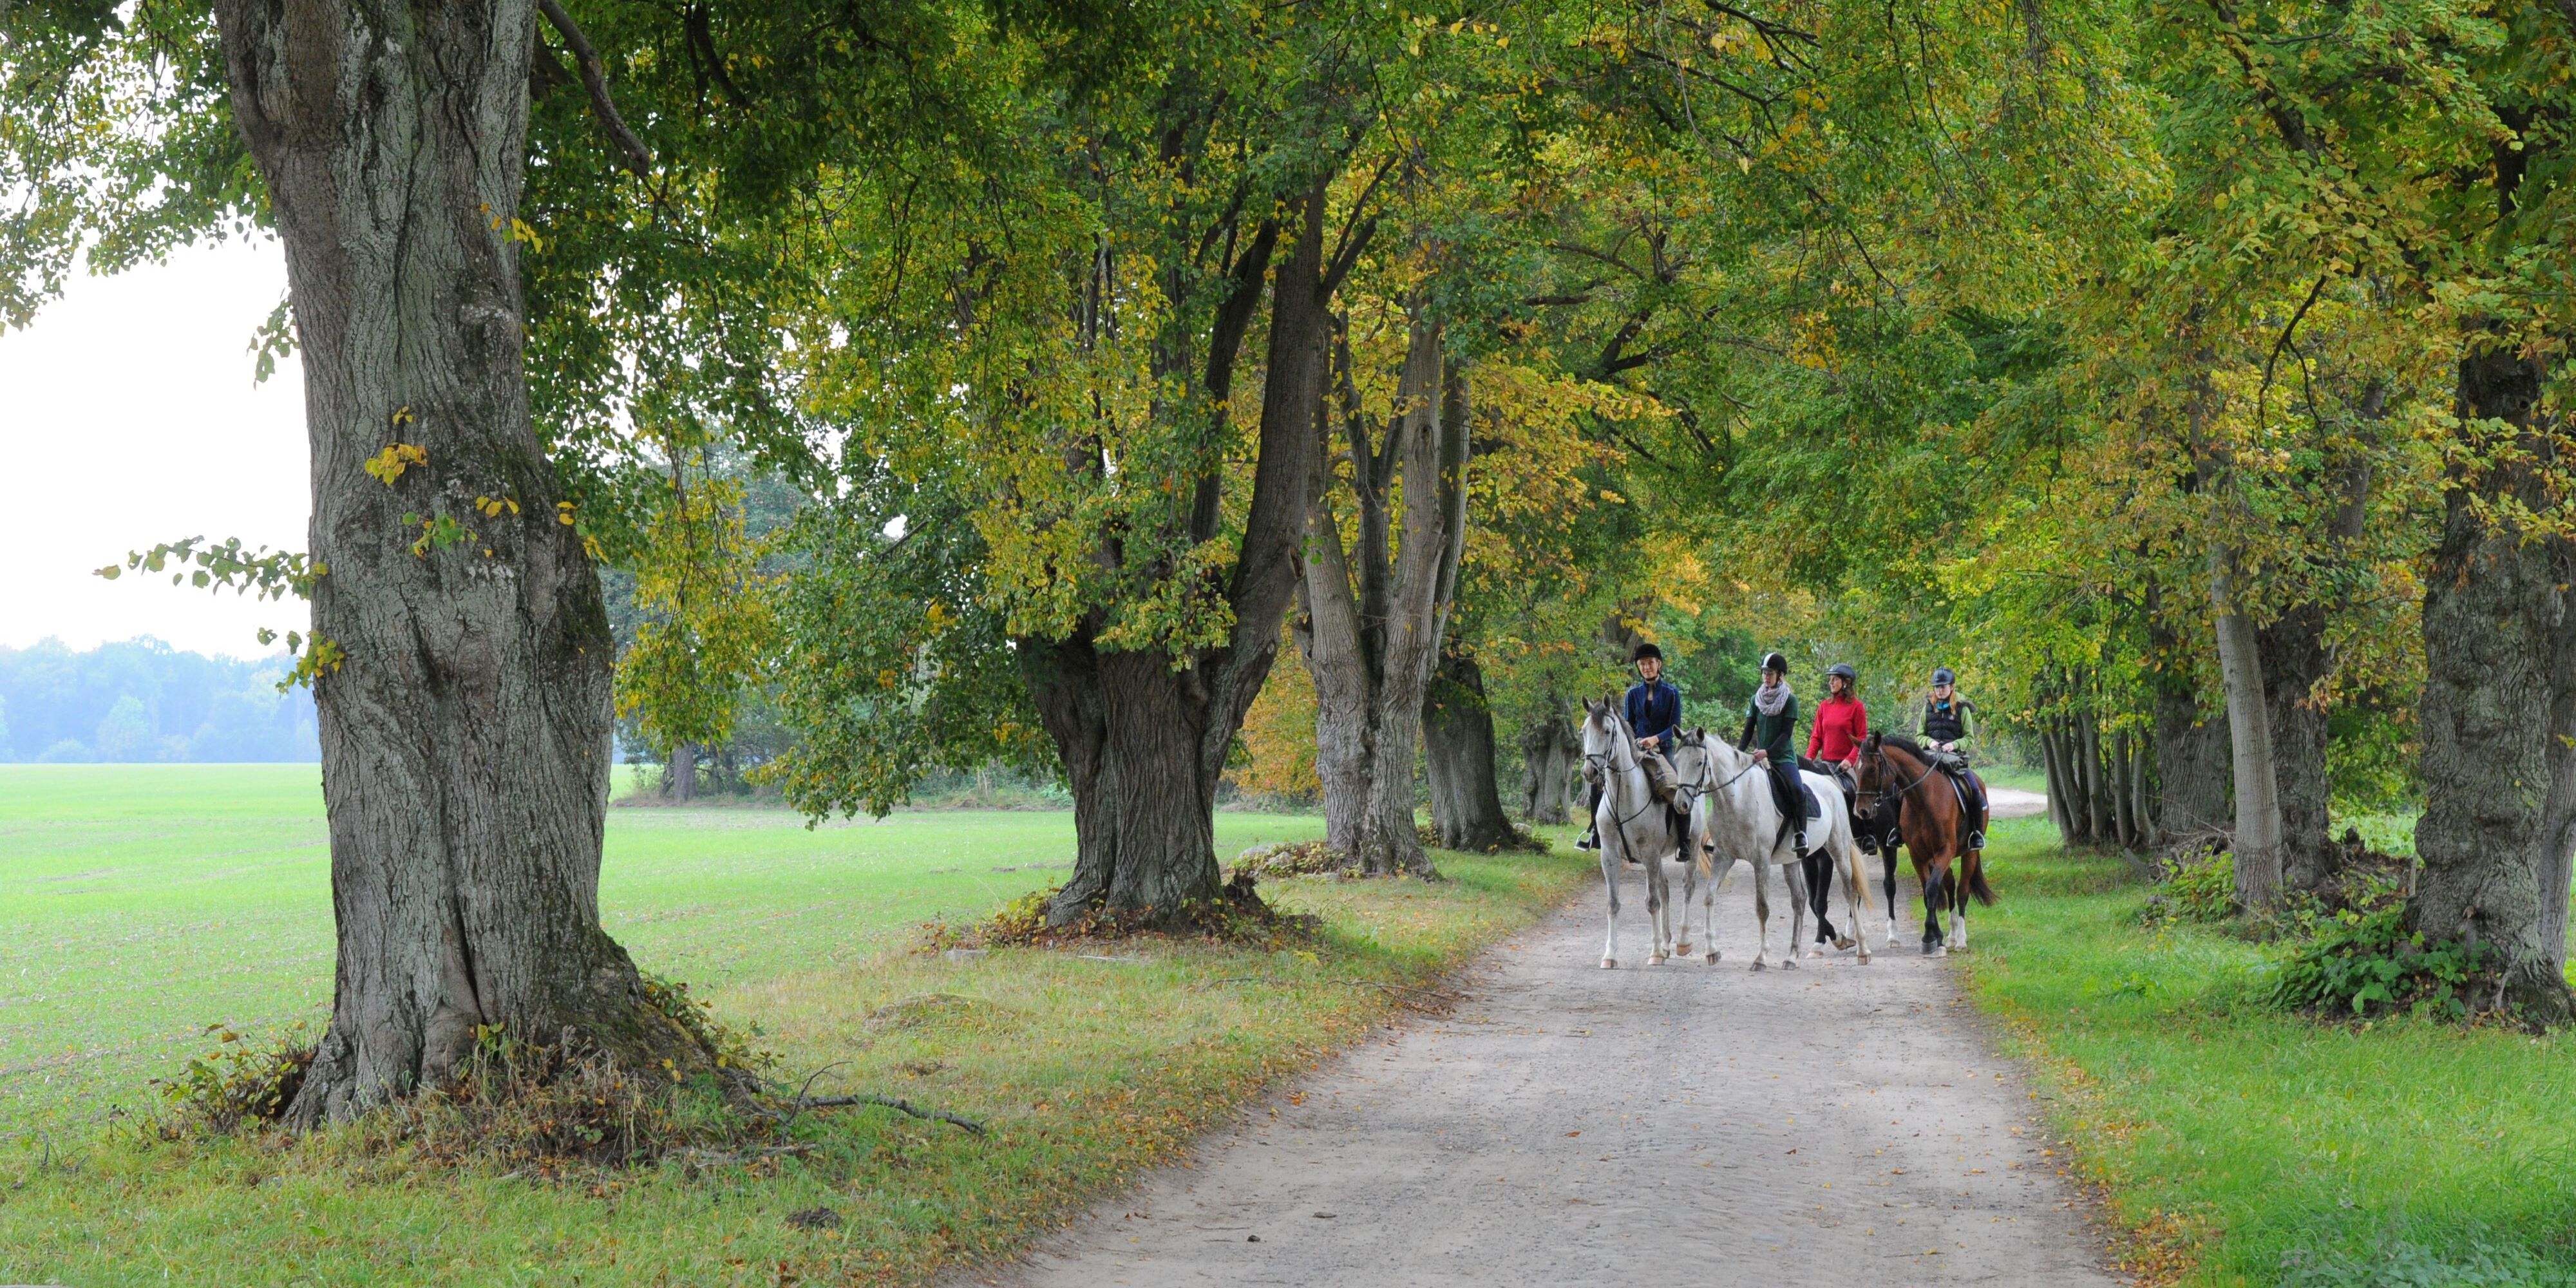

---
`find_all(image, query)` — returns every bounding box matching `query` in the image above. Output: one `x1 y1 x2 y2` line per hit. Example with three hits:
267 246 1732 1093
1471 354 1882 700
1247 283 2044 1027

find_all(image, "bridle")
1584 706 1674 837
1855 742 1937 813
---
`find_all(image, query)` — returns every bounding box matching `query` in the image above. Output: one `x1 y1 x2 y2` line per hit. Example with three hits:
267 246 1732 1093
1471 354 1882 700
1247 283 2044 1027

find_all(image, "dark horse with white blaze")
1854 733 1995 954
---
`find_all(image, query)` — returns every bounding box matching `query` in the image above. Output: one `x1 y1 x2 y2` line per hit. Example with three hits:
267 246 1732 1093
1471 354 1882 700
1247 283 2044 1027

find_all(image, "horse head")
1855 732 1889 812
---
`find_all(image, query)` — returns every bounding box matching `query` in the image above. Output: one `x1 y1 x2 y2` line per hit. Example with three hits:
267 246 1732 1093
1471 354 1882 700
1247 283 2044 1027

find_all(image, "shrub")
2269 903 2492 1020
2140 842 2236 926
152 1023 316 1133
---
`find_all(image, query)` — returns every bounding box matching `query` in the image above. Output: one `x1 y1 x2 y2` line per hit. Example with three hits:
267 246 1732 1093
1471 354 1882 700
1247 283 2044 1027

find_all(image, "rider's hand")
1751 749 1768 762
1636 737 1656 752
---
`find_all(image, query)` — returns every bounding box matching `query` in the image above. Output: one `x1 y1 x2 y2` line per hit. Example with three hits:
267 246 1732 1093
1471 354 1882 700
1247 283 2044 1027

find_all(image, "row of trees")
0 639 318 763
11 0 2576 1122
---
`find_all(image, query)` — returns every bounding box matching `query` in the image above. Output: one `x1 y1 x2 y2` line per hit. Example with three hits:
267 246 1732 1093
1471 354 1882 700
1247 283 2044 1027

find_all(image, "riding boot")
1576 783 1602 851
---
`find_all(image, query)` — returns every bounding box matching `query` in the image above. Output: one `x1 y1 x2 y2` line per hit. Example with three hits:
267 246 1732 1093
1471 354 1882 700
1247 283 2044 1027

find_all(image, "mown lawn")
0 765 1591 1285
1964 818 2576 1286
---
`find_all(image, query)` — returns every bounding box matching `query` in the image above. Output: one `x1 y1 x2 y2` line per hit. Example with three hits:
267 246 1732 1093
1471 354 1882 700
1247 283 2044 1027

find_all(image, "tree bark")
1424 645 1520 851
670 742 697 802
2150 611 2231 846
1032 184 1329 925
2210 548 2287 908
2259 604 2334 891
1518 702 1578 825
211 0 705 1122
1293 314 1467 878
2412 341 2576 1020
2079 715 2111 843
2110 731 2137 849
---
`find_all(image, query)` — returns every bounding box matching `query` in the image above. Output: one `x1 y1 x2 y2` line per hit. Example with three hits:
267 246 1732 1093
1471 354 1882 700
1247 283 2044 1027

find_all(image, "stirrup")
1576 830 1599 851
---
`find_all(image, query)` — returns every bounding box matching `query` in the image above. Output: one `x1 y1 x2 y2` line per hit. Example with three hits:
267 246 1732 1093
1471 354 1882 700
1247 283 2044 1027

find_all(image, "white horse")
1689 731 1880 965
1578 697 1709 969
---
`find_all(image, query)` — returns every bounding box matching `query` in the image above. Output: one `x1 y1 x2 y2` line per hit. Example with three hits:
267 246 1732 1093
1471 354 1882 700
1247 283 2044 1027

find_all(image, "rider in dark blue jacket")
1579 643 1683 851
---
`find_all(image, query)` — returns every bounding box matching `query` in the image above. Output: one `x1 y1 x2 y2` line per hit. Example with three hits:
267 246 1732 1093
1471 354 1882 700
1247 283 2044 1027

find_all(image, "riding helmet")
1760 651 1789 674
1826 663 1857 682
1932 666 1956 686
1632 642 1663 663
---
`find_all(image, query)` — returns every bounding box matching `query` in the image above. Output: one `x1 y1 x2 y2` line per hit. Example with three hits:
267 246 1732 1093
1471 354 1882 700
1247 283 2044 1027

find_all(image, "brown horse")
1854 733 1996 955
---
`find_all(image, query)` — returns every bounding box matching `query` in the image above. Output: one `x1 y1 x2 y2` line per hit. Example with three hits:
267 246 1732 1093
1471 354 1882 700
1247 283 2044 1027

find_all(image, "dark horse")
1854 733 1996 954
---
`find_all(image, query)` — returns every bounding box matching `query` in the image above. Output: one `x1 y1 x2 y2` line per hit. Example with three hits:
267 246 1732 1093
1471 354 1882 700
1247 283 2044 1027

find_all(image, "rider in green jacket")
1738 652 1809 855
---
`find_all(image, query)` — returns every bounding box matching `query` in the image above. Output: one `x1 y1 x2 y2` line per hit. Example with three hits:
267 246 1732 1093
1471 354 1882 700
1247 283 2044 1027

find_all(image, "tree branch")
536 0 653 178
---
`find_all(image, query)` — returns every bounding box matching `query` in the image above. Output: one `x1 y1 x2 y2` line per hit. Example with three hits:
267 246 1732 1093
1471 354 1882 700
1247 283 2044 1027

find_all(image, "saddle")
1926 753 1988 851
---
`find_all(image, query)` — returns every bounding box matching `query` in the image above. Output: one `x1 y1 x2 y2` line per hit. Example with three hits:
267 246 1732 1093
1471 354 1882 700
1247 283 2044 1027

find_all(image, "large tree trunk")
670 742 697 802
212 0 705 1124
1518 703 1578 824
1424 646 1519 852
2259 605 2334 891
1028 185 1329 925
2210 549 2287 908
1293 316 1468 878
2150 630 2231 846
2412 342 2576 1020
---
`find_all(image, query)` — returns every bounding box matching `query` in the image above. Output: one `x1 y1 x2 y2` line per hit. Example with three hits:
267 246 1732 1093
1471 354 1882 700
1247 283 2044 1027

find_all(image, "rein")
1859 745 1940 813
1584 709 1669 837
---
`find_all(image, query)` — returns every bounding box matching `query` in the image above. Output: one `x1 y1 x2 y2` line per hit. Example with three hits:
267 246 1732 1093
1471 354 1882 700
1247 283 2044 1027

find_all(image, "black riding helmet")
1932 666 1956 686
1633 642 1663 663
1760 651 1788 674
1826 663 1857 682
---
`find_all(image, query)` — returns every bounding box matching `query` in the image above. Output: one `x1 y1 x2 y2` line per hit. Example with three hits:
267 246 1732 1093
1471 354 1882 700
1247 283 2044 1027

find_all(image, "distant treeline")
0 639 319 763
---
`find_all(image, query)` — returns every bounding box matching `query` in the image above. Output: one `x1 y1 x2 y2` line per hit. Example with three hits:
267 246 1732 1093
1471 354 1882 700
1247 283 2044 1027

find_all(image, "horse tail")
1964 849 1997 906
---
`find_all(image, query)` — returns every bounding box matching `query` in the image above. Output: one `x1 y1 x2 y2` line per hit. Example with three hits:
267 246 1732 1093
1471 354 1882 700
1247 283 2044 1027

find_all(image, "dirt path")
984 813 2119 1287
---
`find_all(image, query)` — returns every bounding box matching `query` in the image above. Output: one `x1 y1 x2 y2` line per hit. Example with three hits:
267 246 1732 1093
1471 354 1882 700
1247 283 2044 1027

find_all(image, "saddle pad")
1799 782 1822 823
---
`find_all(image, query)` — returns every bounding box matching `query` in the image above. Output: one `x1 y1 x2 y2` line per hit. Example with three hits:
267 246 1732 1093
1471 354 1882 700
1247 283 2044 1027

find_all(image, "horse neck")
1593 720 1652 803
1881 745 1941 806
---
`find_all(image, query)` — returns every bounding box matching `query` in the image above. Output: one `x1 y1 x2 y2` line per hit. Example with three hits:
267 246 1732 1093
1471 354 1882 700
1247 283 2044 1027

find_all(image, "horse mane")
1876 733 1929 761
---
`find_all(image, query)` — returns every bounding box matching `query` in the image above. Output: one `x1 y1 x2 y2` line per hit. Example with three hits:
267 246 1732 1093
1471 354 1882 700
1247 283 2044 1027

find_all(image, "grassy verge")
1962 818 2576 1286
0 766 1589 1285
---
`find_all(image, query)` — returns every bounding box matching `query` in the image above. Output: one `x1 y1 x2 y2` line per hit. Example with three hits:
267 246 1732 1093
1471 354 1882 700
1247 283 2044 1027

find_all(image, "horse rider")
1738 652 1810 857
1806 662 1868 772
1577 643 1685 852
1918 666 1991 849
1799 662 1869 937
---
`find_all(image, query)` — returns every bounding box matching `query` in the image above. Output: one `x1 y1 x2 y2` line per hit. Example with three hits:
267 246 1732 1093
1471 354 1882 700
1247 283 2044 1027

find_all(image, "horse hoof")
1676 942 1692 956
1857 954 1872 965
1922 944 1946 958
1648 954 1667 966
1749 960 1765 972
1780 960 1799 971
1706 952 1721 965
1601 958 1617 969
1833 936 1855 952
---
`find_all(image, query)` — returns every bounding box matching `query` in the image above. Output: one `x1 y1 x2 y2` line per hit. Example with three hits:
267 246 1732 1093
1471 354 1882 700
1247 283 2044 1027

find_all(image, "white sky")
0 238 311 659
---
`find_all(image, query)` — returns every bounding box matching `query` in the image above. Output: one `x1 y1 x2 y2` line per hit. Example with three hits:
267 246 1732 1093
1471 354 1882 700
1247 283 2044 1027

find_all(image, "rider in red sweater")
1806 663 1869 768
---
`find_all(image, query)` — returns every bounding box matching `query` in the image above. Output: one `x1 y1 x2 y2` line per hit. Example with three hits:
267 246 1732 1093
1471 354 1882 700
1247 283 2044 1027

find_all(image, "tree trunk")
1293 314 1467 878
2259 604 2335 892
1027 184 1330 926
1424 647 1519 851
2110 731 2137 849
2210 549 2287 908
2412 341 2576 1020
2079 715 2111 842
211 0 706 1123
2152 670 2231 846
1519 703 1578 825
670 742 697 802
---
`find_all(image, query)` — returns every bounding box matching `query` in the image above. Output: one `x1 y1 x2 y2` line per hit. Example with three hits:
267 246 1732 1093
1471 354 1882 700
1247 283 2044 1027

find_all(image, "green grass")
1963 819 2576 1285
0 766 1590 1285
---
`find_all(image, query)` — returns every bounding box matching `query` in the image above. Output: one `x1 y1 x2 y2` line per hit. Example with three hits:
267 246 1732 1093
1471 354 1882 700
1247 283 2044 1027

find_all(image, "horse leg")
1842 840 1873 965
1747 855 1770 971
1674 848 1698 959
1598 834 1623 969
1645 846 1669 966
1881 848 1900 951
1951 853 1974 949
1783 849 1810 967
1921 864 1947 956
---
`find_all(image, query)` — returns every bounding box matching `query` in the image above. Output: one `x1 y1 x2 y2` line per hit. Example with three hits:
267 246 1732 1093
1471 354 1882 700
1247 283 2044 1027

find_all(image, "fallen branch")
535 0 652 177
795 1094 987 1137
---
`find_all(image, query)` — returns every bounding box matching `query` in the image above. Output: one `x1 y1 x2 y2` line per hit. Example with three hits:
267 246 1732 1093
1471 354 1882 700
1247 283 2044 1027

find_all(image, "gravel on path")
980 833 2120 1288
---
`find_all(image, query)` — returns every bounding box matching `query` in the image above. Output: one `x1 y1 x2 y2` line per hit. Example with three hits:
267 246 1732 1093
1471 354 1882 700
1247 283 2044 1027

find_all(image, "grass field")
1963 819 2576 1286
0 765 1591 1285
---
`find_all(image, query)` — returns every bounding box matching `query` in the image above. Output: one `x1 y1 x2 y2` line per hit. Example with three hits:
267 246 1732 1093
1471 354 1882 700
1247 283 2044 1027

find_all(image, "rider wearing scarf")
1578 643 1684 851
1739 652 1812 855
